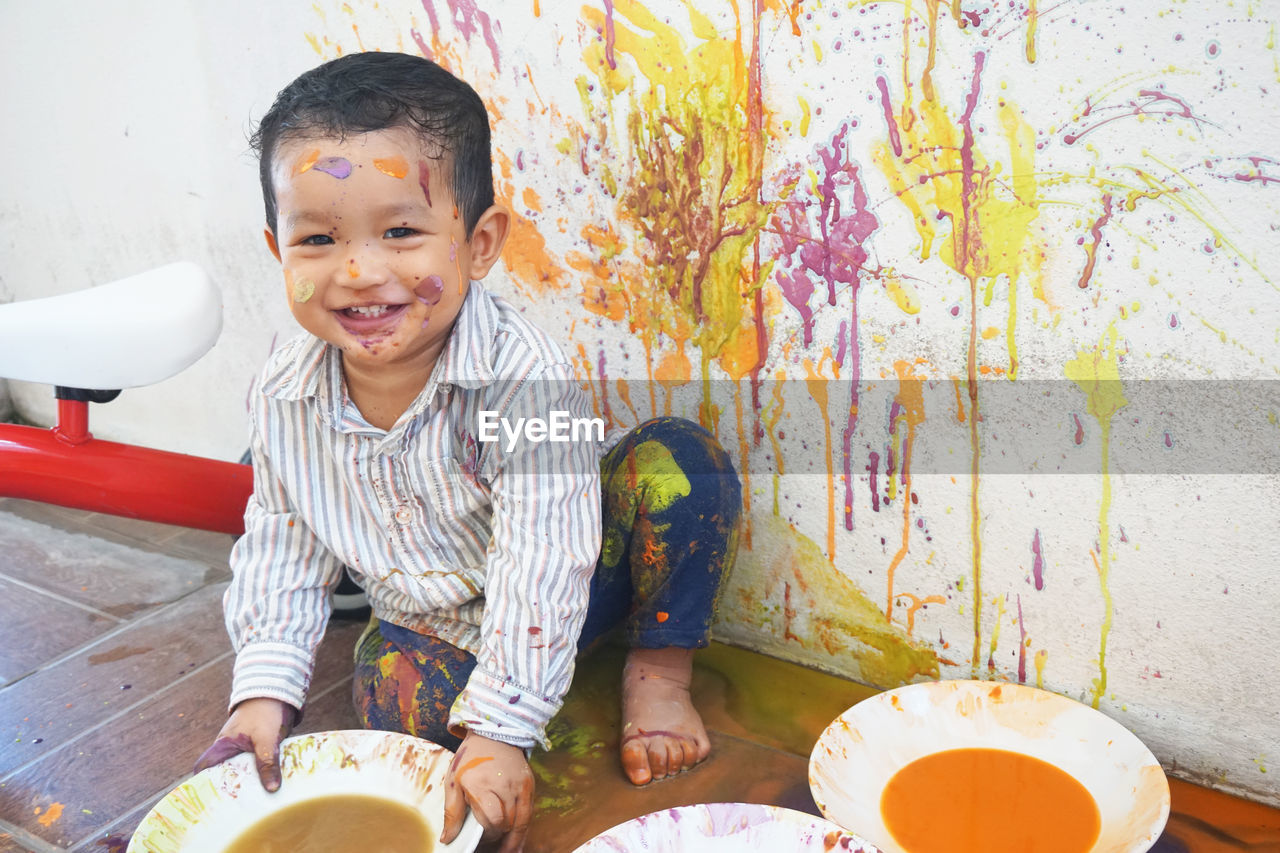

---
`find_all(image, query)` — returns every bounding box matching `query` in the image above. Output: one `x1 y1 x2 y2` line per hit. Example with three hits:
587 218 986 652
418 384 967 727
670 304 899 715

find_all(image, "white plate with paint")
572 802 882 852
809 680 1169 853
128 729 482 853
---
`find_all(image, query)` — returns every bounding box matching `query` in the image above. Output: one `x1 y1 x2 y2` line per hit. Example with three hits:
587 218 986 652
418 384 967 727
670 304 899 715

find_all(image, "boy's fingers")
499 780 534 853
255 741 283 792
440 776 466 844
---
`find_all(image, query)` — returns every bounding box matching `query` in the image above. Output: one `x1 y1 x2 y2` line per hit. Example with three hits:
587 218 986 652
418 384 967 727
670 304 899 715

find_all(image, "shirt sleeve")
448 362 602 749
224 392 343 712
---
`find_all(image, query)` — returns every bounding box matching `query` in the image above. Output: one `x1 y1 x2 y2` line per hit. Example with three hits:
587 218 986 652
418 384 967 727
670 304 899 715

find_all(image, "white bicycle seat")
0 262 222 389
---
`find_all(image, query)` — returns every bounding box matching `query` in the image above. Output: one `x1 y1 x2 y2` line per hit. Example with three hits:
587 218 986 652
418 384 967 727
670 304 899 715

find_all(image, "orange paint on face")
373 155 410 178
293 148 321 176
881 748 1100 852
347 259 360 279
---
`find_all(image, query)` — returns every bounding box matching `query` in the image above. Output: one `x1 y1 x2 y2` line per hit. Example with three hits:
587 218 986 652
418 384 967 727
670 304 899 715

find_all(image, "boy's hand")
441 731 534 853
193 697 295 792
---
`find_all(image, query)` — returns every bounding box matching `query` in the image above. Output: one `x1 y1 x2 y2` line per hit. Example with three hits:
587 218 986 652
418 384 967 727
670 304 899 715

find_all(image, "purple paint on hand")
415 275 445 305
193 733 255 774
314 156 353 179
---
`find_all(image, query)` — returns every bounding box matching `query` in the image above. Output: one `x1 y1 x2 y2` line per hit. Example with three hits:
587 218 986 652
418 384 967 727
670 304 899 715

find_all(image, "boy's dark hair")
251 52 495 237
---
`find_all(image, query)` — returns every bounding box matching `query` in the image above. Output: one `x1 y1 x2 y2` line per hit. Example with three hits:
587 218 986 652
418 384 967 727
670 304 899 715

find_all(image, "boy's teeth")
349 305 391 317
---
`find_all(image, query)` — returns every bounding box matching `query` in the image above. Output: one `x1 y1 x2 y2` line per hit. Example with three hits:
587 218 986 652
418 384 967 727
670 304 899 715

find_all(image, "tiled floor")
0 497 1277 852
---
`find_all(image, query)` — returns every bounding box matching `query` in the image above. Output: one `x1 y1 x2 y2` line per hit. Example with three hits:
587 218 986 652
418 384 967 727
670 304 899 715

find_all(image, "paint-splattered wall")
3 0 1277 804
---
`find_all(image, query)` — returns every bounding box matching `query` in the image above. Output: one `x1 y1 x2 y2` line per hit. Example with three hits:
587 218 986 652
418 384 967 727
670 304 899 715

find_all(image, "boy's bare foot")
619 647 711 785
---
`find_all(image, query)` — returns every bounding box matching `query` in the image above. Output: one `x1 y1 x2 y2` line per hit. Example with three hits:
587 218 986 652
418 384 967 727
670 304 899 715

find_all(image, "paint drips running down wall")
292 0 1280 804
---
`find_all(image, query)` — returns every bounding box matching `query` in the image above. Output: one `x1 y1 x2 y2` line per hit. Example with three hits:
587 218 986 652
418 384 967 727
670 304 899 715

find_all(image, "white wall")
2 0 1277 806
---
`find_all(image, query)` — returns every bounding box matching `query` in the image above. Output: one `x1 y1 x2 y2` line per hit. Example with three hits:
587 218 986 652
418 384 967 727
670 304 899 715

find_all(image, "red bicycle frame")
0 395 252 535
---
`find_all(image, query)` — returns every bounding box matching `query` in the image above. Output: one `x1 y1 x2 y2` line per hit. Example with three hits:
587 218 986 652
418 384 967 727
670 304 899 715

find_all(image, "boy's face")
266 128 507 377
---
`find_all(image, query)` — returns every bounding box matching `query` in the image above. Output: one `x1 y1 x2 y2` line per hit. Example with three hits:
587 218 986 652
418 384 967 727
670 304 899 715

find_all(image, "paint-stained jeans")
352 416 741 750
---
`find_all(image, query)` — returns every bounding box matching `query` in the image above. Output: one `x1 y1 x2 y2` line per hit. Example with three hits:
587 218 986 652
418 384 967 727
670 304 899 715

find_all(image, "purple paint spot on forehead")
417 159 433 206
314 156 353 179
415 275 444 305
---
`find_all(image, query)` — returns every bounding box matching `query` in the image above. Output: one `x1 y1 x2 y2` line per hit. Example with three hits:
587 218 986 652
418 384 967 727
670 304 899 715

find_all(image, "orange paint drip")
373 156 409 179
347 259 360 279
457 756 495 775
803 350 836 559
885 360 926 621
451 236 464 295
293 148 321 176
36 802 64 827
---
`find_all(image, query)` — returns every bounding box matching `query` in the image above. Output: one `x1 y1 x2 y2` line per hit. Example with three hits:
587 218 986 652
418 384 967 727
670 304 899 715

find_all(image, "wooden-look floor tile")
0 825 58 853
0 584 230 773
0 579 117 687
0 513 218 619
0 656 234 847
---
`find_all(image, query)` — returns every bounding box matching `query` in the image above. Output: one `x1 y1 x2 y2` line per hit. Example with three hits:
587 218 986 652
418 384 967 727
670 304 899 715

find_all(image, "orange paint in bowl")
880 747 1100 853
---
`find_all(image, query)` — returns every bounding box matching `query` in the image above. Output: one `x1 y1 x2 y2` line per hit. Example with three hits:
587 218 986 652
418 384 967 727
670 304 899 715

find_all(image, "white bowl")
571 802 883 852
809 680 1170 853
128 729 482 853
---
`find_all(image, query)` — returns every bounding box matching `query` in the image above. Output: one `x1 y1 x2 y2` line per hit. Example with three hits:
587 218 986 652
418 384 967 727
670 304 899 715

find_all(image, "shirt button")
439 383 452 394
394 505 413 525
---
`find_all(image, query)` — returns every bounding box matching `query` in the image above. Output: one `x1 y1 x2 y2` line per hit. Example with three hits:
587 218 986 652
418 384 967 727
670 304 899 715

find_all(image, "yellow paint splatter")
1065 323 1127 709
292 276 316 304
722 513 940 687
1033 649 1048 688
580 0 771 422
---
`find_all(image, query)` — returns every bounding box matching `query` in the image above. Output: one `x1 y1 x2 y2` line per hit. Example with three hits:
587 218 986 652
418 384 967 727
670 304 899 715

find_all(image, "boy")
195 52 741 851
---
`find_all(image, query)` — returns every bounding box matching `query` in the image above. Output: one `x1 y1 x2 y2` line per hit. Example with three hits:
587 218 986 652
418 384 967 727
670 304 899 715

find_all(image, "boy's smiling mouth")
334 302 411 337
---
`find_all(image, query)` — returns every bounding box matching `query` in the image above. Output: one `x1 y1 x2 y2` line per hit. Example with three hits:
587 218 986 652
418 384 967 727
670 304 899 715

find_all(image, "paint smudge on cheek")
415 274 445 328
417 160 433 206
314 156 353 179
293 148 321 175
293 277 316 304
374 156 409 178
415 275 445 305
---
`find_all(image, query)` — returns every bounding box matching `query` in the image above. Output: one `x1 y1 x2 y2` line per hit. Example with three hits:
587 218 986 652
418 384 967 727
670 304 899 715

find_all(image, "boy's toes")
621 740 653 785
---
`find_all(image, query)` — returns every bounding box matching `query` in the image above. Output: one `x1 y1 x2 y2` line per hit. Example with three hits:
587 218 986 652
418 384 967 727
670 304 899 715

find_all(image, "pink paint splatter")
421 0 503 71
770 124 879 531
1077 194 1114 289
415 275 445 305
417 159 433 206
1031 528 1044 590
1064 87 1209 146
868 451 881 512
602 0 618 70
1072 413 1085 445
875 76 902 157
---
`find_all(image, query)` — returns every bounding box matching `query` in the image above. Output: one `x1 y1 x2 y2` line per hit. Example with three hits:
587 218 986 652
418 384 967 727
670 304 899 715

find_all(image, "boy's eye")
385 227 419 239
300 234 335 246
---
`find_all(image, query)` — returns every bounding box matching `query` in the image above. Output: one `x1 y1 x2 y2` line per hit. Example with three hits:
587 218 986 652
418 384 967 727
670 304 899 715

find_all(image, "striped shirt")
225 281 620 749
